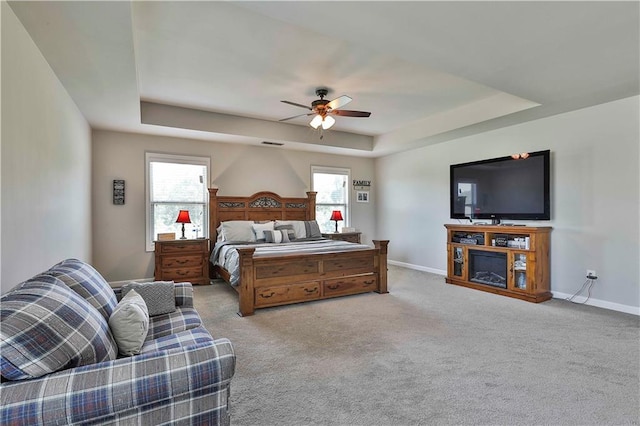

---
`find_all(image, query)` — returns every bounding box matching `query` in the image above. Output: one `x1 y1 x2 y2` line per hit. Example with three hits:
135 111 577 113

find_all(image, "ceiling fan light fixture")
310 114 323 129
321 115 335 129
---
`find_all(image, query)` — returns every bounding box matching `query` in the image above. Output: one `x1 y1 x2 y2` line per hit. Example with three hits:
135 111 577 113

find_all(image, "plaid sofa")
1 259 236 425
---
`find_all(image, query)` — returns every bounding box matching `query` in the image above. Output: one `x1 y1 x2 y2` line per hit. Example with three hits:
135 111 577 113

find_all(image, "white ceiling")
8 1 639 157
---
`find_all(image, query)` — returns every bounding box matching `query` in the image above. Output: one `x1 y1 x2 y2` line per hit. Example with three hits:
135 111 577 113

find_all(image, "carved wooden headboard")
208 189 317 241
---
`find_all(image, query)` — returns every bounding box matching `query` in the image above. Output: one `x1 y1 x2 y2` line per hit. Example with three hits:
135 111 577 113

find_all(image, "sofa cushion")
140 326 214 354
146 307 203 341
109 290 149 356
46 258 118 320
121 281 176 316
0 275 117 380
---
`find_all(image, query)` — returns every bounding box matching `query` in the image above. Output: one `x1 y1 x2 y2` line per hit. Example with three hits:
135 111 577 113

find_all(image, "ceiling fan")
279 88 371 132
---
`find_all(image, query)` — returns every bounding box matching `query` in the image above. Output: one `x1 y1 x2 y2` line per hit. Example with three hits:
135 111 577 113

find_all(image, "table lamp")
330 210 344 233
175 210 191 239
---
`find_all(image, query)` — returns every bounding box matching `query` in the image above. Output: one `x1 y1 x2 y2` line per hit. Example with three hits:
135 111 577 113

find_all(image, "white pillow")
220 221 256 242
108 290 149 356
274 220 306 239
252 222 275 241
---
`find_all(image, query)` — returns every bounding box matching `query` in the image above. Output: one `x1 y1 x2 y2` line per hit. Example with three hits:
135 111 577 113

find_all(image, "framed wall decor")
356 191 369 203
113 179 125 205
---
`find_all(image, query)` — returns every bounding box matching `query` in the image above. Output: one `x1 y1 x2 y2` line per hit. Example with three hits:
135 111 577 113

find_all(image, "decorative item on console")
452 232 485 245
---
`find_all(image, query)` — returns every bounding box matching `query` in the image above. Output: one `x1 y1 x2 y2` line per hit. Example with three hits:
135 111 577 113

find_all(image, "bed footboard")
233 240 389 316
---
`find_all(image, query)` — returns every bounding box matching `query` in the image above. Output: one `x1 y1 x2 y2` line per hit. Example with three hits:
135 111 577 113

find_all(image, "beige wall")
92 130 376 281
1 3 92 293
376 96 640 314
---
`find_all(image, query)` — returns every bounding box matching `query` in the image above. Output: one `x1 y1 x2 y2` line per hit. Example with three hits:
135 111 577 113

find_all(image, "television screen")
450 150 550 222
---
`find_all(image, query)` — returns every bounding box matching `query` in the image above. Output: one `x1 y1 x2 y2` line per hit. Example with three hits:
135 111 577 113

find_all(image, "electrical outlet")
586 270 597 279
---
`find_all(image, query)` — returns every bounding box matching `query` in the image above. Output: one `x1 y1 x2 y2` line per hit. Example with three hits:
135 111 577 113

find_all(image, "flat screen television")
450 150 550 223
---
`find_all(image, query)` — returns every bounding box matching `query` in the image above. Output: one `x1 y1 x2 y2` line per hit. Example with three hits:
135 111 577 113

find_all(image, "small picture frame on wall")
356 191 369 203
113 179 125 205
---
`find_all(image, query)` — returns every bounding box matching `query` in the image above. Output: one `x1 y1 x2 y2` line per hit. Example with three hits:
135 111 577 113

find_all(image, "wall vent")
262 141 284 146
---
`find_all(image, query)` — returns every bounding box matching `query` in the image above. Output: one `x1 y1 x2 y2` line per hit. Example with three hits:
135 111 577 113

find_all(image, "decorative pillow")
120 281 176 317
252 221 275 241
1 275 117 381
108 290 149 356
304 220 322 238
264 229 291 244
220 220 256 242
46 258 118 320
275 224 297 241
274 220 306 239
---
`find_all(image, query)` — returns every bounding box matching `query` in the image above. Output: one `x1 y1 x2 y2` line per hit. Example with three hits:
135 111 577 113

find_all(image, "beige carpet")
194 265 640 426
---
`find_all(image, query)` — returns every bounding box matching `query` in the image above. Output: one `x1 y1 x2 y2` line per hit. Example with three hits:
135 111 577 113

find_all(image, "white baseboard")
388 260 639 316
388 259 446 276
552 291 640 316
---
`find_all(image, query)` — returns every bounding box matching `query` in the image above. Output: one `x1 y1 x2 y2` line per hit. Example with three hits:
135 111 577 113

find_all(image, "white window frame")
145 152 210 251
311 165 351 230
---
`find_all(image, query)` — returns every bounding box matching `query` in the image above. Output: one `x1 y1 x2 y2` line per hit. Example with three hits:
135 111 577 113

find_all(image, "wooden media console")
444 224 552 303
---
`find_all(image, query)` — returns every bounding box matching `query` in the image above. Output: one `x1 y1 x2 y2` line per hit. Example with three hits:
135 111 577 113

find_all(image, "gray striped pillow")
264 229 290 244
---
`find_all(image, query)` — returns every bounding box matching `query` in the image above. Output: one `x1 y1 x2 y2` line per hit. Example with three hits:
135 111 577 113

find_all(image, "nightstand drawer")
161 255 203 268
322 232 362 244
161 266 204 281
158 240 206 254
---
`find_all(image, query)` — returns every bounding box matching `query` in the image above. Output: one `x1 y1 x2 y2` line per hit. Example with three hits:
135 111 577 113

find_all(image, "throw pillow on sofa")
0 275 117 380
46 258 118 320
108 289 149 356
121 281 176 316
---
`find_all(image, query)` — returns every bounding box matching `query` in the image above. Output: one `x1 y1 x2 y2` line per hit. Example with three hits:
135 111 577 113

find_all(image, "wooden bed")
208 188 389 316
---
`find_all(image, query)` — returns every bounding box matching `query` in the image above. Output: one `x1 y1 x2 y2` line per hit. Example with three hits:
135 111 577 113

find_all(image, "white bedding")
211 239 372 286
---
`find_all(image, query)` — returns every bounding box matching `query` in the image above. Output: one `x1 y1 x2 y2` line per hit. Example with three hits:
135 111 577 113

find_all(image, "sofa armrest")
1 338 235 425
174 281 194 307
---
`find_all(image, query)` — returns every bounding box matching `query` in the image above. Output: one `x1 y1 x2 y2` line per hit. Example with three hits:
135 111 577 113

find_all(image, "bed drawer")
323 254 374 274
323 274 378 297
161 255 203 268
255 281 321 307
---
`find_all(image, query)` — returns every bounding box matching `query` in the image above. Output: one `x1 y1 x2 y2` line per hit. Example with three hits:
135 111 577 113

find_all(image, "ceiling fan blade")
279 112 313 122
326 95 352 110
332 109 371 117
281 100 312 110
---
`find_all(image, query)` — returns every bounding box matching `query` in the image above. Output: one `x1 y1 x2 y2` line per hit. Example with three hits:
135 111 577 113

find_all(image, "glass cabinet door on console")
510 252 528 291
453 246 464 278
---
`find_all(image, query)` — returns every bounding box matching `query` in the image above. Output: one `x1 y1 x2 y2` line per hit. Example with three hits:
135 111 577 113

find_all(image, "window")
312 166 350 233
146 153 210 251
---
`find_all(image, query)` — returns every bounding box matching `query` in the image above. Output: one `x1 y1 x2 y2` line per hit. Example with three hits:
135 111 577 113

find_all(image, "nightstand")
154 239 210 285
322 232 361 244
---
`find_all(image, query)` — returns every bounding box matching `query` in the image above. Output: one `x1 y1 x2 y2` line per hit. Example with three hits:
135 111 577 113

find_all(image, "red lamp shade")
175 210 192 224
330 210 343 221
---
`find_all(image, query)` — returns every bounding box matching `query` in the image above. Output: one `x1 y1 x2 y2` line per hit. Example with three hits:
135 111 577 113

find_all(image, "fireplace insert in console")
468 250 507 289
